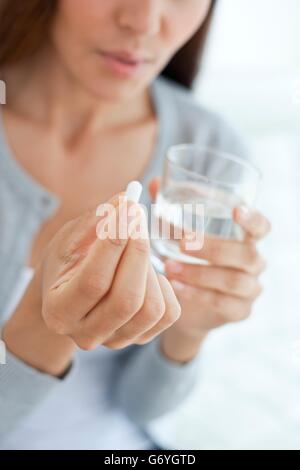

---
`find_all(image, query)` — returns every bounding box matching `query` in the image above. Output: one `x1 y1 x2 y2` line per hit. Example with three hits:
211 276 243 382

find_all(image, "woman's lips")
99 50 150 77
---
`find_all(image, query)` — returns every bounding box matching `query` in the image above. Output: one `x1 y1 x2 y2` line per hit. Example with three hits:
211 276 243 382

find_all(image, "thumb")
59 192 125 258
148 177 161 201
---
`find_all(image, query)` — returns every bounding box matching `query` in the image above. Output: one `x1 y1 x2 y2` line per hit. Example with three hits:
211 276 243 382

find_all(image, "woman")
0 0 270 450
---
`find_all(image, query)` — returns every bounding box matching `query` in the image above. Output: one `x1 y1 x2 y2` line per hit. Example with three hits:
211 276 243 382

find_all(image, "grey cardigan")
0 76 247 448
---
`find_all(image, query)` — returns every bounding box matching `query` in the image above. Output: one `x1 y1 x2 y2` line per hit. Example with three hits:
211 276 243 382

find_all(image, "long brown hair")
0 0 217 89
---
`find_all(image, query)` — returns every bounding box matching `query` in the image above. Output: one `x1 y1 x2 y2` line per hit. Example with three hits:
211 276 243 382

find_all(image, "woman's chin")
83 75 149 102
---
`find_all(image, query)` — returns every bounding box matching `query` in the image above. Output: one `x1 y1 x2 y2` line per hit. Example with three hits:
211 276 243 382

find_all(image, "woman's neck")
3 45 155 142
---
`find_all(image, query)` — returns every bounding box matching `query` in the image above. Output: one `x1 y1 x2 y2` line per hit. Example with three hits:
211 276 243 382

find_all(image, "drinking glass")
151 144 262 270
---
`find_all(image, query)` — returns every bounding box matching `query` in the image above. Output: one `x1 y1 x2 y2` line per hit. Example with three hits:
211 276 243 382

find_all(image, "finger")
165 260 263 300
233 206 271 241
53 192 124 273
170 281 252 324
148 177 160 201
76 212 150 348
45 199 140 332
103 264 165 349
180 234 266 275
134 274 181 345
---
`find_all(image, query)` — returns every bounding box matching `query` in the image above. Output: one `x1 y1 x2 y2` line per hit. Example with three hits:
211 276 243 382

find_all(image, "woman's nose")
117 0 162 36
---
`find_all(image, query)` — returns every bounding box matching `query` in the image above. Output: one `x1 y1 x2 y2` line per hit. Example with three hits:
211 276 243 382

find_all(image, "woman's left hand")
149 178 271 363
161 205 271 363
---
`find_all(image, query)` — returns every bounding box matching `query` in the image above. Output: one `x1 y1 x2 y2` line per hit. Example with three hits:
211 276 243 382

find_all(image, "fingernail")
238 204 251 221
165 260 183 274
118 201 143 239
170 280 186 292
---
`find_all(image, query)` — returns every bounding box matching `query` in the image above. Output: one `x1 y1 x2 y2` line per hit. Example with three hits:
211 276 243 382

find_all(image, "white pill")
125 181 143 203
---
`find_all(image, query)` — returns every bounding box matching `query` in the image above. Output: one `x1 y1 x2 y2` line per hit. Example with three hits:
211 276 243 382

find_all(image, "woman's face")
51 0 212 101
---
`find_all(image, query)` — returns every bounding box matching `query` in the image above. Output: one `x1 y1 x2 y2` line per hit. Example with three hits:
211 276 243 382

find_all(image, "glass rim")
166 144 262 189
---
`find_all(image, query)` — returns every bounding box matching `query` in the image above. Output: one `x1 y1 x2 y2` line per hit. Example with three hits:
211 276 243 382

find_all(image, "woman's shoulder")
154 76 248 158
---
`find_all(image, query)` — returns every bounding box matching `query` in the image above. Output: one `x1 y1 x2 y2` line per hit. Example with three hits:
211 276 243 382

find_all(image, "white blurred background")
149 0 300 450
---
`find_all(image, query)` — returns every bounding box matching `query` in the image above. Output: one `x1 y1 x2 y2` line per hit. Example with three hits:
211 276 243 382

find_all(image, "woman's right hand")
3 194 181 376
42 194 181 350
